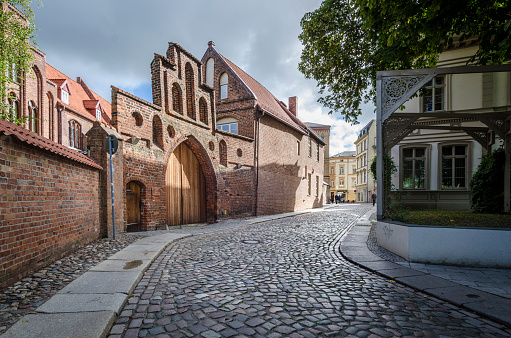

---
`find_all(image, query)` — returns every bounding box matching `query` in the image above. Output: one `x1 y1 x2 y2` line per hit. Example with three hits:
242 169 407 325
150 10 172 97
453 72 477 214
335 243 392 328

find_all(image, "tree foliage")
299 0 511 123
0 0 36 124
470 148 507 214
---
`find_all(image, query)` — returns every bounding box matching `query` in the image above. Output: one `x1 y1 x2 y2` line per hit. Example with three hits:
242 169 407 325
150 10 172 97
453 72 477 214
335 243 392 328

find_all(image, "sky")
31 0 376 154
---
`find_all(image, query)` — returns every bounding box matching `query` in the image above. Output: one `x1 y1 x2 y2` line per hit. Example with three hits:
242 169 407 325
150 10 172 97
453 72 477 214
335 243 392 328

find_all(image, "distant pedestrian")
372 192 376 206
335 194 339 204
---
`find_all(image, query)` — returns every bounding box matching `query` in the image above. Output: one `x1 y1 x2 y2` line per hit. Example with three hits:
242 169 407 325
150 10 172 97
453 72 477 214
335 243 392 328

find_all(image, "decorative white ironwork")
382 75 428 117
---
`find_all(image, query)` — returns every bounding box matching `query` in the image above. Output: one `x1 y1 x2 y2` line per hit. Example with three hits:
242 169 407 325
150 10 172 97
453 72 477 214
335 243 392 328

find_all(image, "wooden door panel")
166 143 206 226
126 181 141 231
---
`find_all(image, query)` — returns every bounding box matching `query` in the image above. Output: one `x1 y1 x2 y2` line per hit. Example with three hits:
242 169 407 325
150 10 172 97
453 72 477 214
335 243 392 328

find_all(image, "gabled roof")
218 53 308 134
46 64 111 125
0 118 102 170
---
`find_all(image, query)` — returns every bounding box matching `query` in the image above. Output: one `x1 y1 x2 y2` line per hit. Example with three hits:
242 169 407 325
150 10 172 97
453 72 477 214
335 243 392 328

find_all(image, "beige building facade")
355 120 377 202
329 151 357 202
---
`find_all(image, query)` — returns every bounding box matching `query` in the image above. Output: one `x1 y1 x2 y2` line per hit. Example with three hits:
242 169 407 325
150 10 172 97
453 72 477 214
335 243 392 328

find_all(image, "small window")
353 167 356 174
61 89 69 104
96 109 102 121
339 179 344 187
340 167 344 175
330 167 334 175
331 180 334 187
308 137 312 157
28 101 38 133
308 173 312 195
220 73 228 99
352 179 356 186
316 176 319 196
217 117 238 135
297 141 300 156
316 143 320 161
422 75 445 112
9 63 18 81
69 120 82 149
321 133 324 141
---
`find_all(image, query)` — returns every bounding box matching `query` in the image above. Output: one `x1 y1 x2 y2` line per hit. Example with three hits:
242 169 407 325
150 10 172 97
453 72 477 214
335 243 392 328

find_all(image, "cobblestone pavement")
0 234 145 335
108 205 511 337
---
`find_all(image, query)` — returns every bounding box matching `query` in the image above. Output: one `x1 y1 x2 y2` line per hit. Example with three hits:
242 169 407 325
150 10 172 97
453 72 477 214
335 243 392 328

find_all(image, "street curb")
339 208 511 328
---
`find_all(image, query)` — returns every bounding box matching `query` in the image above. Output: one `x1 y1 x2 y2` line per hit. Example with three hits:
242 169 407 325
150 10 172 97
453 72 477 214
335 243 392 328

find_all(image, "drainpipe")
255 107 264 216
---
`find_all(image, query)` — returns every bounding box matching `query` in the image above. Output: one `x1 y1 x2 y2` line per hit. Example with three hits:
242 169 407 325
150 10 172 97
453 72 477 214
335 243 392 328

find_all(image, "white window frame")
96 109 102 121
219 73 228 99
217 117 238 135
61 89 69 104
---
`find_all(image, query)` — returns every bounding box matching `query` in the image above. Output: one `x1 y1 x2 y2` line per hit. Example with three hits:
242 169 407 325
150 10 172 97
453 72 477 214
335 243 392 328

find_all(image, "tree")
470 148 507 213
298 0 511 124
0 0 36 124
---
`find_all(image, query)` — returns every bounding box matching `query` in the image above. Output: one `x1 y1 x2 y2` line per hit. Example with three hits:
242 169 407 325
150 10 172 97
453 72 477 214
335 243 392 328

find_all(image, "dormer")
83 100 104 121
51 79 71 104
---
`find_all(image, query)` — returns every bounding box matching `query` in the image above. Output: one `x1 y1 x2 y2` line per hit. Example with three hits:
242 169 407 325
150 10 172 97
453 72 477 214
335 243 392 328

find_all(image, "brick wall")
0 133 101 288
256 116 324 214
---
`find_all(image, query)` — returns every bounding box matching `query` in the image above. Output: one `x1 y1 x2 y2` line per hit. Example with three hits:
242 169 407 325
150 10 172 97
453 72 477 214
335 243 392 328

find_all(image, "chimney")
289 96 297 116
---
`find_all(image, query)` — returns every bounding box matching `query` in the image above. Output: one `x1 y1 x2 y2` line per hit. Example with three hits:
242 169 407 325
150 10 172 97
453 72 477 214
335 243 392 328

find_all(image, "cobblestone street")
108 205 511 337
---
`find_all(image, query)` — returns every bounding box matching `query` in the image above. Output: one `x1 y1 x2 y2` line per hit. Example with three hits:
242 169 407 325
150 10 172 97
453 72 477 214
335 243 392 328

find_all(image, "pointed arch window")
47 92 54 141
28 101 38 133
7 93 20 121
172 83 183 114
219 73 228 99
69 120 82 149
185 63 195 119
199 97 208 124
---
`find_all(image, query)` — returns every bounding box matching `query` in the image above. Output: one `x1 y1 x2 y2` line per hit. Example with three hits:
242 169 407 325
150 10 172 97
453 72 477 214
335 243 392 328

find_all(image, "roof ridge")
78 77 96 100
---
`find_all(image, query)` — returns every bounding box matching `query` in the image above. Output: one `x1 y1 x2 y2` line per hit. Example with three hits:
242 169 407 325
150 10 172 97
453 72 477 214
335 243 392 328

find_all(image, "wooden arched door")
126 181 142 232
166 142 206 226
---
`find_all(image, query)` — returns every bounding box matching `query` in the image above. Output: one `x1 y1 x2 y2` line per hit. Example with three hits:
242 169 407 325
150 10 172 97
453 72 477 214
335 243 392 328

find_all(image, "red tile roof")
219 54 308 133
46 64 112 125
0 118 102 170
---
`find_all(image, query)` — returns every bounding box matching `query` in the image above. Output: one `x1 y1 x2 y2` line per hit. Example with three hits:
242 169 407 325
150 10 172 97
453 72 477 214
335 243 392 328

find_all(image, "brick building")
3 4 112 152
111 42 325 230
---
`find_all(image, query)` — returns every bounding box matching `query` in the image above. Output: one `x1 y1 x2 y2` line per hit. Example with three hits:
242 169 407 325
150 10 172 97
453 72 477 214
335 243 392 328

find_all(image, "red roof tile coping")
0 119 102 170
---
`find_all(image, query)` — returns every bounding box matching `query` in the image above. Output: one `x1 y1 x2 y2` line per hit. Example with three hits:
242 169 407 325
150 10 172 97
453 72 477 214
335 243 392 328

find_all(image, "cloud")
31 0 375 154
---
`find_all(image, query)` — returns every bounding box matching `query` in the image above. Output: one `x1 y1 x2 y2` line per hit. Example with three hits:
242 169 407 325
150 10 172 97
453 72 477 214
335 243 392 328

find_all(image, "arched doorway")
126 181 142 232
166 142 206 226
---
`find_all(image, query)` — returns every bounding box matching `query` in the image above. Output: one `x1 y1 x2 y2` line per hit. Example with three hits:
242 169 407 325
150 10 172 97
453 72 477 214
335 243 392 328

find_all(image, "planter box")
376 221 511 268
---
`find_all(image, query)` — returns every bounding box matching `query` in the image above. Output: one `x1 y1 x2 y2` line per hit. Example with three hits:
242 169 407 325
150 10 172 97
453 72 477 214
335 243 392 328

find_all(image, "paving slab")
108 249 161 261
58 271 142 295
378 268 427 279
464 296 511 325
423 285 497 306
90 258 152 272
396 274 459 290
36 293 127 313
0 311 116 338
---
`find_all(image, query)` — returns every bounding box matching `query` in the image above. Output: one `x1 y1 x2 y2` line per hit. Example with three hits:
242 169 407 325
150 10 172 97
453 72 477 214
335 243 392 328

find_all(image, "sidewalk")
341 206 511 327
0 206 339 338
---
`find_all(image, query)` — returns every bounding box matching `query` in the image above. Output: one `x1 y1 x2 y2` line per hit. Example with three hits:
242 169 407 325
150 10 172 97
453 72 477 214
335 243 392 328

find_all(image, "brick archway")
164 136 217 224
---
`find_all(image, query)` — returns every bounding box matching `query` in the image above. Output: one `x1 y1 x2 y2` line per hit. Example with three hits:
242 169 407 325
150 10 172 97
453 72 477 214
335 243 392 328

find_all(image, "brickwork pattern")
0 135 101 287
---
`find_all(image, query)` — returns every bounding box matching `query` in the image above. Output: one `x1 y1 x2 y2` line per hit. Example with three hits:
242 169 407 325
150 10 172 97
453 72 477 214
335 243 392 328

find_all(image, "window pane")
435 76 444 85
403 160 413 189
415 148 425 158
455 145 466 156
415 160 425 188
435 87 444 111
403 148 413 158
442 159 452 188
230 124 238 134
454 158 466 188
442 146 452 156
